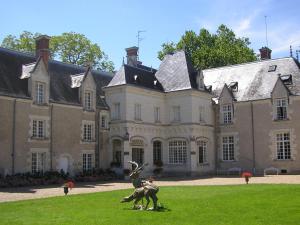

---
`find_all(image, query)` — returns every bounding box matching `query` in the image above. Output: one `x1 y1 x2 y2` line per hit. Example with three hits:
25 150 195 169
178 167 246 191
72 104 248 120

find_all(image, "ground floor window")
32 152 46 174
153 141 162 164
132 148 144 165
198 140 207 163
222 136 234 161
169 140 187 164
83 153 92 172
276 132 291 160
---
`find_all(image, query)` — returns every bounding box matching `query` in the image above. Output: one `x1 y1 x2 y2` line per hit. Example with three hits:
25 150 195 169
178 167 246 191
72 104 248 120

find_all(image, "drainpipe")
50 104 53 170
250 101 256 174
11 99 16 175
95 109 100 169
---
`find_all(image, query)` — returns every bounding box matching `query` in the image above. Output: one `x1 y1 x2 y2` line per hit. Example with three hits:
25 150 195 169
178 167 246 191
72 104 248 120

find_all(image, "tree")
158 24 256 70
1 31 114 72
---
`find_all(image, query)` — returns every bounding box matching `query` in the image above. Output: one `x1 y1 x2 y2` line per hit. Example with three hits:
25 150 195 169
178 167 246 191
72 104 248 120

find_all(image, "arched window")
112 139 122 165
197 140 207 163
153 141 162 164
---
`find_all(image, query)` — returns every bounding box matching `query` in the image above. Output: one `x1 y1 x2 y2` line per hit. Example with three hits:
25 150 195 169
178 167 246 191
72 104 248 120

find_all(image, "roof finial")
290 45 293 57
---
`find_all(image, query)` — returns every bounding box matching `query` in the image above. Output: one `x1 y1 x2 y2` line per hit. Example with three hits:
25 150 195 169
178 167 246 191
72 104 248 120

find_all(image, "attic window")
228 82 238 92
134 75 138 81
280 74 293 85
268 65 277 72
154 80 157 86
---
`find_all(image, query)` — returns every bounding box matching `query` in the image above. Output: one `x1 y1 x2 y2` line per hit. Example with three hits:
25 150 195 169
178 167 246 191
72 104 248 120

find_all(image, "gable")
271 78 289 99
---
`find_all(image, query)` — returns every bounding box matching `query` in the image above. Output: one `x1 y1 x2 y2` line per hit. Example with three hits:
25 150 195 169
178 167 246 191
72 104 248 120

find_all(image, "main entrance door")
132 148 144 165
58 156 69 173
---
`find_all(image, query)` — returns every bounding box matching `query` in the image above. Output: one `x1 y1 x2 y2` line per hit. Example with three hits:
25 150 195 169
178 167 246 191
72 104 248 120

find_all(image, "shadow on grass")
122 203 171 212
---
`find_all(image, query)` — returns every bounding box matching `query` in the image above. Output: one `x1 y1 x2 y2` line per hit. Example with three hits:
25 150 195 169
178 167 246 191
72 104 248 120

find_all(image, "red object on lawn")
242 172 252 177
67 181 75 189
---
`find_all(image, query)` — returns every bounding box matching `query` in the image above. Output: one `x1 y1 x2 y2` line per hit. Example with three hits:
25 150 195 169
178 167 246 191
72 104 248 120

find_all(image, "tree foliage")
158 24 256 70
1 31 114 72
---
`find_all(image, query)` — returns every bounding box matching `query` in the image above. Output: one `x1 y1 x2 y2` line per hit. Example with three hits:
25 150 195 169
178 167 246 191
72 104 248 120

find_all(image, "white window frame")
198 140 207 164
84 91 93 110
222 136 235 161
32 119 46 138
172 106 181 122
168 140 187 164
83 123 94 142
276 132 291 160
32 152 46 174
82 153 93 172
222 104 232 124
112 103 121 120
275 98 288 120
134 103 141 120
35 82 45 104
154 106 160 122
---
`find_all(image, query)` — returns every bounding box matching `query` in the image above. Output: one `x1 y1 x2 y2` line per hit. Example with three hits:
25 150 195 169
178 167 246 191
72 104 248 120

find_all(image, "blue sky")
0 0 299 69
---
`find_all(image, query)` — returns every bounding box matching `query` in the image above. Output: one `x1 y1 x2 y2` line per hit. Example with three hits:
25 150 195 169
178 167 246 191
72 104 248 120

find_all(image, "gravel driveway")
1 175 300 203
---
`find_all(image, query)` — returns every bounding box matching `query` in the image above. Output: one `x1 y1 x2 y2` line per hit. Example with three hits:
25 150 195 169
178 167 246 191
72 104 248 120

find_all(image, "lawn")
0 184 299 225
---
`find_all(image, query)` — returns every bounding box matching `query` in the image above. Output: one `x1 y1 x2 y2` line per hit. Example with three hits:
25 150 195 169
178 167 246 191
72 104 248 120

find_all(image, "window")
222 136 234 161
153 141 162 163
172 106 181 122
169 140 187 164
32 152 45 174
199 106 205 123
134 103 141 120
112 103 120 120
154 107 160 122
276 132 291 160
83 123 94 141
222 104 232 124
101 115 107 128
32 120 45 138
198 141 207 163
276 99 287 120
268 65 277 72
35 82 45 104
84 91 93 110
83 153 92 172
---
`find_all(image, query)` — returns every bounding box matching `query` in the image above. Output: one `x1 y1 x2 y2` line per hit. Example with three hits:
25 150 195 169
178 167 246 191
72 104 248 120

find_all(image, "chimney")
259 47 272 60
125 46 139 66
35 35 51 68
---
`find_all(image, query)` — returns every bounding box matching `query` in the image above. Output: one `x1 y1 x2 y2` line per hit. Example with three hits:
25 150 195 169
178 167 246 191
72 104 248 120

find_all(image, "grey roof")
155 51 198 92
203 57 300 101
107 64 163 91
0 47 113 108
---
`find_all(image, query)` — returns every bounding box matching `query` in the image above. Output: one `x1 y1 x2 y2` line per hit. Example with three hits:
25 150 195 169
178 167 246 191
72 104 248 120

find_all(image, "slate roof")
203 57 300 101
107 64 164 91
107 50 199 93
0 47 113 108
155 51 198 92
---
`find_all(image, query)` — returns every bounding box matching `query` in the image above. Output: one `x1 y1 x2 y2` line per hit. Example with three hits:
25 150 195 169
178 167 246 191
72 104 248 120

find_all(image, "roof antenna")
264 16 269 48
137 30 146 60
290 45 293 57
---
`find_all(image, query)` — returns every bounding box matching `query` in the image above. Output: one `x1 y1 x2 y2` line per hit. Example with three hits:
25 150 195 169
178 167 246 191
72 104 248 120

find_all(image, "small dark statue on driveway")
121 161 159 210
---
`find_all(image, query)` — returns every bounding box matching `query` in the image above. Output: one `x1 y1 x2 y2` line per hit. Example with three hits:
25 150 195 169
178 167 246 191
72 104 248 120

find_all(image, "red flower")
242 172 252 177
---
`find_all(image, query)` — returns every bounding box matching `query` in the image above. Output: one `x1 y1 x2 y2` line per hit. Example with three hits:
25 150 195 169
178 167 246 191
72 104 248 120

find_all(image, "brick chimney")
35 35 50 68
259 47 272 60
125 46 139 66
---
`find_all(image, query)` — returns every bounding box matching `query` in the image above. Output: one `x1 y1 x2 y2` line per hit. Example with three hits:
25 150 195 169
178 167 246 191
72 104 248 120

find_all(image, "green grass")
0 184 300 225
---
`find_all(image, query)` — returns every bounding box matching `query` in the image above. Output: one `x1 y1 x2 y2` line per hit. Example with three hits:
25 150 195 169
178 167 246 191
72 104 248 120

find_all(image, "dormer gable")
271 77 290 100
26 57 50 104
219 84 234 105
80 67 97 111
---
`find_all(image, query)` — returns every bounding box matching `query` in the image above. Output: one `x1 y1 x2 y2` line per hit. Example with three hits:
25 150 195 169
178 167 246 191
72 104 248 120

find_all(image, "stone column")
123 140 131 169
190 139 198 173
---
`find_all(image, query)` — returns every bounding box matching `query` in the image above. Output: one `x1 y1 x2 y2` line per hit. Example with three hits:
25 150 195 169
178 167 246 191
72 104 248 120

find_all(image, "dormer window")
268 65 277 72
275 99 287 120
228 82 238 92
84 91 93 110
222 104 233 124
35 82 45 104
280 74 293 85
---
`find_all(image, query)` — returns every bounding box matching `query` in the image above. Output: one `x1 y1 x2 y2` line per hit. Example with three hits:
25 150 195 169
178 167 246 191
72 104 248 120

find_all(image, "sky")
0 0 299 70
